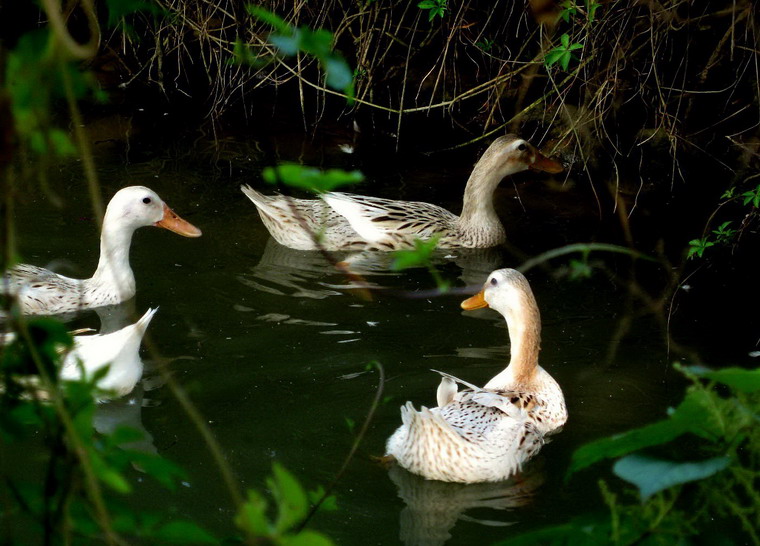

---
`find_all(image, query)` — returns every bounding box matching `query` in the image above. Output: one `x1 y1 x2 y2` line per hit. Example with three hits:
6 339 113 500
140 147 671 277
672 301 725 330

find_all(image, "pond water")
6 128 759 544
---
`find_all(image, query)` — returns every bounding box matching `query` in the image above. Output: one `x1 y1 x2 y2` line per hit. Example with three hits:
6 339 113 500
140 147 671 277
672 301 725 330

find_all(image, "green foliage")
545 33 584 70
558 1 579 23
712 221 737 244
476 38 495 52
246 6 354 96
741 184 760 207
418 0 447 21
262 164 364 194
0 316 217 544
687 237 715 259
539 363 760 544
235 463 336 545
585 0 602 23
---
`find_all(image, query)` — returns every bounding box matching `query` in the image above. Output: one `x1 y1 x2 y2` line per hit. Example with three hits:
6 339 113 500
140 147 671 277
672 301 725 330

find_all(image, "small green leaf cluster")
545 1 601 70
417 0 447 22
688 182 760 260
244 7 354 96
498 364 760 544
235 463 337 545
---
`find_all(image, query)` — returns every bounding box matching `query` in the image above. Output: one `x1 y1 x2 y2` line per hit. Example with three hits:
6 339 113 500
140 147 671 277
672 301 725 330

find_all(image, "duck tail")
241 184 273 208
134 307 158 337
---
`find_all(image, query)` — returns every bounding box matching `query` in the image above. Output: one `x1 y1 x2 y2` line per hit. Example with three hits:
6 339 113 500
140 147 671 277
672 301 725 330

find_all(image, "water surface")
8 133 755 545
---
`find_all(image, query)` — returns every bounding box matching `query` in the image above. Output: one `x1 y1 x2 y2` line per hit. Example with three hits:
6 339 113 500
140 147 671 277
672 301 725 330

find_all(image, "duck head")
104 186 202 237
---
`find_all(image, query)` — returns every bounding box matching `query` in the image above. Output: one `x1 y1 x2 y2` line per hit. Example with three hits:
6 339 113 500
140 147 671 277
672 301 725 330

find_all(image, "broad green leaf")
568 389 719 476
545 50 565 66
235 490 271 536
262 164 363 193
568 419 686 477
683 366 760 393
613 454 730 500
269 462 308 533
153 520 217 543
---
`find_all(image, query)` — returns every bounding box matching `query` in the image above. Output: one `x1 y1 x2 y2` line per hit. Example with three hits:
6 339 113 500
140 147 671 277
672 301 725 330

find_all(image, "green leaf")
613 454 730 500
544 49 566 67
235 490 271 536
417 0 436 8
308 486 338 512
568 389 719 476
247 6 291 34
323 55 353 91
262 164 363 194
741 184 760 207
685 366 760 393
89 450 131 494
390 237 440 271
270 33 301 56
153 520 217 543
269 462 308 533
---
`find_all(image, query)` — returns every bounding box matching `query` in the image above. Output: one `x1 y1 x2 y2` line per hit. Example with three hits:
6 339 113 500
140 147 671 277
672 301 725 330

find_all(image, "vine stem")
296 361 386 531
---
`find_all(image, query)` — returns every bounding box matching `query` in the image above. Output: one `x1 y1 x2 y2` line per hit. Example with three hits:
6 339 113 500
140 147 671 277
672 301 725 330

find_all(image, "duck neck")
458 160 504 231
484 302 542 390
89 220 137 300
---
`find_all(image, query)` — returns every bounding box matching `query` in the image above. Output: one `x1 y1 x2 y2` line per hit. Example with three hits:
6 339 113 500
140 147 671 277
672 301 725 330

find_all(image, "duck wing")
3 265 84 314
324 193 456 246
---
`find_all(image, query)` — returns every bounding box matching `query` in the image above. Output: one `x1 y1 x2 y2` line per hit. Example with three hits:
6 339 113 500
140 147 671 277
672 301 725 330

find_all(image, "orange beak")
529 151 564 174
461 289 489 310
155 203 202 237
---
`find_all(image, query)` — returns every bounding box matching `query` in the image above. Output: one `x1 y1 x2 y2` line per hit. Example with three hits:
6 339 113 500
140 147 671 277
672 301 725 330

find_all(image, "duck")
385 268 567 483
2 186 202 315
241 135 562 251
61 307 157 398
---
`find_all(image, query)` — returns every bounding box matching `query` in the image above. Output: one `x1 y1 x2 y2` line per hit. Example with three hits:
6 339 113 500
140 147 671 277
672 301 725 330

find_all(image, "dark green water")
7 132 757 545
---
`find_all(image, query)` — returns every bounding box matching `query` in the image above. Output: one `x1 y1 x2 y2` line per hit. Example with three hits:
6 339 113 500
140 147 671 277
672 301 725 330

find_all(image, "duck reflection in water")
240 237 504 299
388 462 544 546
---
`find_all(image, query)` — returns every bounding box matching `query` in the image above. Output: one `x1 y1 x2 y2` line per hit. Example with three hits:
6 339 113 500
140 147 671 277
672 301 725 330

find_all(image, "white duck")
2 187 201 315
386 268 567 483
241 135 562 251
61 307 157 398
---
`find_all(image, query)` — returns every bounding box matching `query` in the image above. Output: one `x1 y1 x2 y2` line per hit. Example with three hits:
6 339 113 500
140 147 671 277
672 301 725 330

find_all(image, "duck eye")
142 197 152 204
517 143 527 151
490 278 498 286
